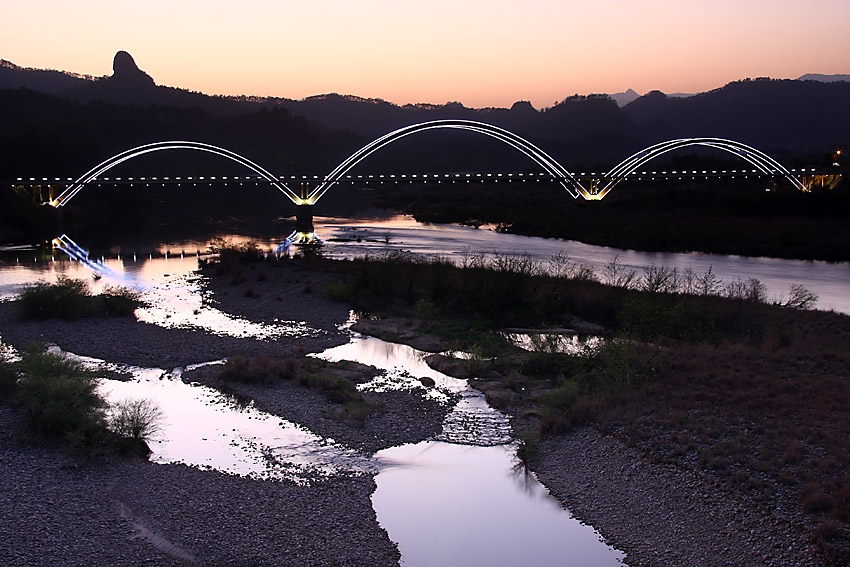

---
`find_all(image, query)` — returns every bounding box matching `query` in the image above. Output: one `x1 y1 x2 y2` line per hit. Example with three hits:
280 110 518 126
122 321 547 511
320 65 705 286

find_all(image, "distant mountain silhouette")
0 59 93 93
623 78 850 153
1 52 848 181
798 73 850 83
609 89 641 107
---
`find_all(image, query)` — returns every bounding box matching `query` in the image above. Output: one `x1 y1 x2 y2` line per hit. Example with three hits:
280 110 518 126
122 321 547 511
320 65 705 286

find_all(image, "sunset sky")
3 0 849 108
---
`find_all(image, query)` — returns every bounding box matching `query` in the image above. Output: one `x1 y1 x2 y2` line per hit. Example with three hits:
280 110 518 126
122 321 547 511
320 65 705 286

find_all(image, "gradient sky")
2 0 849 108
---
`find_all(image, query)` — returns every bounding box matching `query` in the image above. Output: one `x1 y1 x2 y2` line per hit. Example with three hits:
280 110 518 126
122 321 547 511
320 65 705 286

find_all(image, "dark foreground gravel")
0 406 400 567
531 426 825 567
0 264 415 566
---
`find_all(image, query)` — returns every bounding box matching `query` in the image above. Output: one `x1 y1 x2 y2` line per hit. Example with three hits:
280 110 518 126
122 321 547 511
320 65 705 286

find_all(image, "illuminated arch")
593 138 807 199
306 119 589 203
50 141 300 207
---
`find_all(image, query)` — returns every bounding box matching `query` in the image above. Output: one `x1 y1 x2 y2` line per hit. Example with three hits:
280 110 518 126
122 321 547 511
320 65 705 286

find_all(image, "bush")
15 348 106 437
109 398 163 441
323 281 350 302
217 354 298 384
17 275 92 320
16 277 141 320
515 429 539 465
783 284 818 310
99 285 142 316
588 340 659 390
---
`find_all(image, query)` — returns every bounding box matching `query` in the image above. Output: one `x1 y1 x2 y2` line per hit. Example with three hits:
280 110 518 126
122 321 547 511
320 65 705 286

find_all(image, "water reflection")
315 216 850 314
373 442 625 567
317 334 512 446
501 332 605 355
132 272 318 340
321 334 624 565
3 217 848 313
99 364 374 482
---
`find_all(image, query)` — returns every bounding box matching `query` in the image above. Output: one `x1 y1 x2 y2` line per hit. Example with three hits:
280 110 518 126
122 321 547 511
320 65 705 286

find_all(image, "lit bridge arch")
592 138 807 199
305 119 590 203
49 141 302 207
47 128 809 210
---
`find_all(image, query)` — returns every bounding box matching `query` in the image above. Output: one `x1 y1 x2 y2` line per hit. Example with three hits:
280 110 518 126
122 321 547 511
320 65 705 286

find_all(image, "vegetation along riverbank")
306 248 849 565
1 244 848 565
368 176 850 262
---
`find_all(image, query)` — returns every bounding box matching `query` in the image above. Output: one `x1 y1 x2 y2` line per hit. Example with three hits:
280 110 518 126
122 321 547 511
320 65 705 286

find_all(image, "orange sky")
2 0 849 108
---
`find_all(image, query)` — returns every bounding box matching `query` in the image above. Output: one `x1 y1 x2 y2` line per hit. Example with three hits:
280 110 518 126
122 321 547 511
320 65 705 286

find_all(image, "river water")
2 214 848 313
2 215 848 565
314 216 850 314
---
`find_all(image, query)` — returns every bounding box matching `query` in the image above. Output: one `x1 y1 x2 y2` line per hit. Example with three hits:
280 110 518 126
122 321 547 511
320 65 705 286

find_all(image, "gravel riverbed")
531 427 825 567
0 260 832 566
0 264 436 566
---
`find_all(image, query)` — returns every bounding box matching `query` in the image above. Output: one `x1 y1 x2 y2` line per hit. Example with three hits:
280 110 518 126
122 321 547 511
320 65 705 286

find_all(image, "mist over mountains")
1 52 847 180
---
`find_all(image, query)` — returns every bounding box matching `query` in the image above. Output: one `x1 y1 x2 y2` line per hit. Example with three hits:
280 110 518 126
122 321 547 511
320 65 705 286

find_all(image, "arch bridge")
44 120 816 243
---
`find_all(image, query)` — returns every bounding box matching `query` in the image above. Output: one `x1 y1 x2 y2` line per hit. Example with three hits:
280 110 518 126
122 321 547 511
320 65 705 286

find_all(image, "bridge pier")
281 203 322 250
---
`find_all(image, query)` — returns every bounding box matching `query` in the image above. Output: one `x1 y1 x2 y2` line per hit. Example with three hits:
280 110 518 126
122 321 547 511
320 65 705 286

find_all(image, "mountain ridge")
0 52 847 180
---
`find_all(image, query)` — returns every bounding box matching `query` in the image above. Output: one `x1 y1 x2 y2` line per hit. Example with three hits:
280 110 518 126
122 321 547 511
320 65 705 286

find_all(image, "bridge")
8 120 841 245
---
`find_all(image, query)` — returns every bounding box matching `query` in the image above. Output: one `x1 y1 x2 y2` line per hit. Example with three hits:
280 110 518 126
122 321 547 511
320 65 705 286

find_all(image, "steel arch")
50 141 300 207
306 119 589 203
595 138 807 199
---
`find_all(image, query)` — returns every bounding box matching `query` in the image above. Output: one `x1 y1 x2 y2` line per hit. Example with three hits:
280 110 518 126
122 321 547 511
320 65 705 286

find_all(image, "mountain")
798 73 850 83
1 53 848 179
622 78 850 153
609 89 641 107
0 59 93 93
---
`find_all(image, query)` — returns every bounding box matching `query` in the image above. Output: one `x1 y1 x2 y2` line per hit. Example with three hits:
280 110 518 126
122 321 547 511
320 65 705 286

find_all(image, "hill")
1 52 848 178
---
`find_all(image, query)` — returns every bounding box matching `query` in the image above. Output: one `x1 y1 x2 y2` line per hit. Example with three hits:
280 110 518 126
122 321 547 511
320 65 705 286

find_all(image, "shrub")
588 339 658 390
17 275 92 320
724 277 768 303
109 398 163 441
99 285 142 316
783 284 818 310
15 348 106 437
641 264 679 294
323 281 350 302
541 380 582 413
217 354 298 384
325 377 362 404
515 429 539 465
16 277 141 320
602 255 638 289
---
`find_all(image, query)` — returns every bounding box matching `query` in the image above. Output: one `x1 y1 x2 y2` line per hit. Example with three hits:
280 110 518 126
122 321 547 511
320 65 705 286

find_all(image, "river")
1 215 848 565
2 214 848 312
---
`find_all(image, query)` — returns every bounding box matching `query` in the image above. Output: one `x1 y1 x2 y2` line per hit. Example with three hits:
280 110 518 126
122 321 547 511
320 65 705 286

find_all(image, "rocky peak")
110 51 155 88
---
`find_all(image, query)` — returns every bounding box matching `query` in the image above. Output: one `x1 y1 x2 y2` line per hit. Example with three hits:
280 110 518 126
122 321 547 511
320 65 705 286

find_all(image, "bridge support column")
296 204 314 234
281 203 322 251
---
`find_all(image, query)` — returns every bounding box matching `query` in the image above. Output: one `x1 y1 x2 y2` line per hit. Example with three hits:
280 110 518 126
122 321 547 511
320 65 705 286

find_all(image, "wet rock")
351 318 446 352
424 353 467 378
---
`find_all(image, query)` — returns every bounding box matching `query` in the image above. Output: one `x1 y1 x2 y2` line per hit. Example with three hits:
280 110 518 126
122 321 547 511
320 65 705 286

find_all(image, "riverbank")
382 320 833 567
532 427 821 567
1 255 847 566
305 251 848 566
0 406 400 567
0 262 453 566
368 180 850 262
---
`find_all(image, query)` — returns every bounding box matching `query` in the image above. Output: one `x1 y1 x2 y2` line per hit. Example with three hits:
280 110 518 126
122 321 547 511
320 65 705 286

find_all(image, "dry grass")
591 308 850 564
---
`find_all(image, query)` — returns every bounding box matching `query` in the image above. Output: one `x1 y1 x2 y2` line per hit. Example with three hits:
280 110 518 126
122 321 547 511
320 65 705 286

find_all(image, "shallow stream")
0 227 631 565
